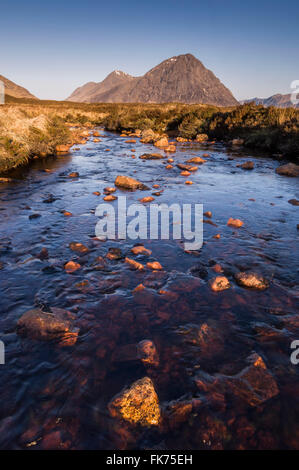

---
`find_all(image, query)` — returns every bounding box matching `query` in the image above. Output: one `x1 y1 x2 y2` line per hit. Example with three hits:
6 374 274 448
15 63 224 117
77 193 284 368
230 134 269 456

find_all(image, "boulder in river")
154 137 169 148
17 307 79 345
275 163 299 177
234 272 269 290
115 175 149 191
108 377 161 427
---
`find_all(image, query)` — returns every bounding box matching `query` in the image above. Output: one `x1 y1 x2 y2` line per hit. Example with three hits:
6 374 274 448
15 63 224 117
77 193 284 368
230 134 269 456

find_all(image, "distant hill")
241 93 299 108
0 74 36 100
67 54 238 106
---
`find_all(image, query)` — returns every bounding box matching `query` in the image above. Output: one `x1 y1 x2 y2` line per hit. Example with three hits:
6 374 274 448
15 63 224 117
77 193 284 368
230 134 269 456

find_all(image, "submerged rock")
240 161 254 170
137 340 159 367
209 276 230 292
186 156 206 164
69 242 89 254
115 175 149 191
275 163 299 177
196 352 279 408
108 377 161 426
17 307 79 345
107 247 123 260
140 153 164 160
288 199 299 206
234 272 269 290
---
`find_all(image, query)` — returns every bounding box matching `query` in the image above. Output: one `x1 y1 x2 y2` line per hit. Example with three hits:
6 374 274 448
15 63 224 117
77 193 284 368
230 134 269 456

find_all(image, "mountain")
67 70 135 102
66 54 238 106
0 74 36 99
241 93 299 108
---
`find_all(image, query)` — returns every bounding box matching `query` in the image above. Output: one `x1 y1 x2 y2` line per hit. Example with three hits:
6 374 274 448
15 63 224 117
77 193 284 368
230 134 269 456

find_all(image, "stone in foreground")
115 175 149 191
234 272 269 290
17 307 79 345
275 163 299 177
108 377 161 427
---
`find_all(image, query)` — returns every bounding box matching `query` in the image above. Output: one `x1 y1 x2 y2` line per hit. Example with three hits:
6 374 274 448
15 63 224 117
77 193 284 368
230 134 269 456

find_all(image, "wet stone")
17 307 79 345
234 272 269 290
108 377 161 427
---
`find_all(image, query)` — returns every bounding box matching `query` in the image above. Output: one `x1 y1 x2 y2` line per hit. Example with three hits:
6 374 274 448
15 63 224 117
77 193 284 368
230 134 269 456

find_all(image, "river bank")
1 100 298 173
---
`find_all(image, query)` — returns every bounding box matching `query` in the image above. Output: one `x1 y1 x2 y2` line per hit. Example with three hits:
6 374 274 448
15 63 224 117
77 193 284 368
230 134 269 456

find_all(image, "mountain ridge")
67 54 238 106
0 74 36 99
241 93 299 108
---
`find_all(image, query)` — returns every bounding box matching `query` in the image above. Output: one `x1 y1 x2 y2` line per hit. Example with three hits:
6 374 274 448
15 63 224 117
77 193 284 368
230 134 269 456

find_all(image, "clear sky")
0 0 298 101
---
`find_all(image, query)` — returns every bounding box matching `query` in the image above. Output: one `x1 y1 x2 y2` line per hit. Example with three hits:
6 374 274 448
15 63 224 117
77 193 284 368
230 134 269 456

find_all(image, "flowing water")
0 131 298 449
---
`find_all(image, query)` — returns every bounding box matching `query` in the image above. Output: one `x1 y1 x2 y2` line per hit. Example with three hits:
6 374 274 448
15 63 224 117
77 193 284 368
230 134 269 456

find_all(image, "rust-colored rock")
133 284 146 293
131 245 152 256
234 272 269 290
186 156 206 164
181 171 191 176
68 172 79 178
108 377 161 427
69 242 89 254
240 161 254 170
139 196 155 203
185 180 193 185
104 195 117 201
63 211 72 217
140 153 164 160
115 175 149 191
147 261 163 270
137 340 159 367
56 145 71 154
209 276 230 292
64 261 81 273
154 137 169 148
164 145 176 152
104 187 116 194
125 257 144 270
275 163 299 177
227 217 244 228
17 307 79 345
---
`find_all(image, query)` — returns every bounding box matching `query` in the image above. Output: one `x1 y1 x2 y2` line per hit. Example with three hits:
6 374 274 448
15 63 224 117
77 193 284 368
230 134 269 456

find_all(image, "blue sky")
0 0 298 100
